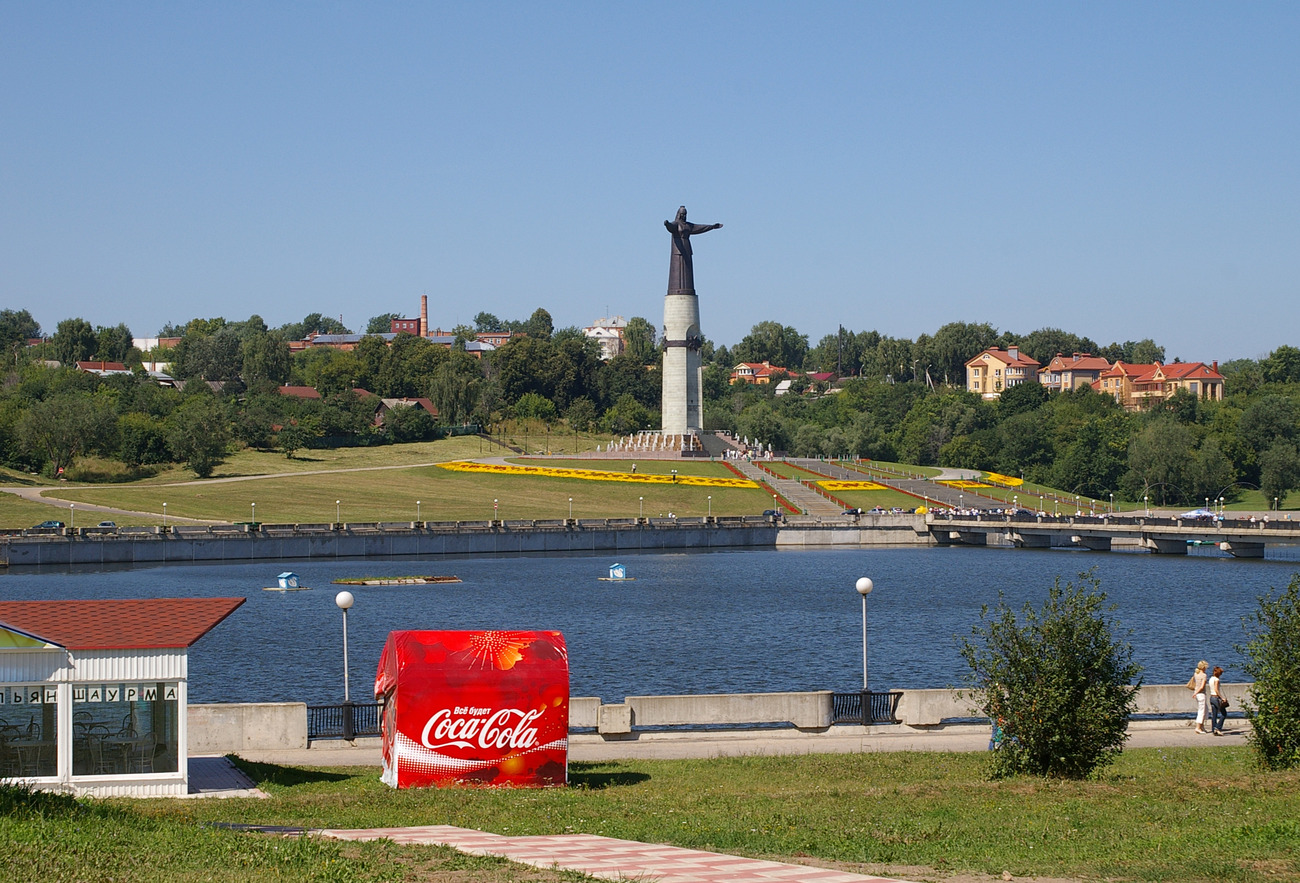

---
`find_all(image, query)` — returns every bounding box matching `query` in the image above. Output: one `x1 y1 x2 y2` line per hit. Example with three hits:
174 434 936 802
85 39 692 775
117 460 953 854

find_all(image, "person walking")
1208 666 1228 735
1191 660 1209 733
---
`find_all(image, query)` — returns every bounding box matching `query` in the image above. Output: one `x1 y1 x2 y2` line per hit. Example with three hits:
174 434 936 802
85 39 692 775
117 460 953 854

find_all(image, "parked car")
31 520 64 529
762 509 784 520
97 521 117 528
842 508 862 515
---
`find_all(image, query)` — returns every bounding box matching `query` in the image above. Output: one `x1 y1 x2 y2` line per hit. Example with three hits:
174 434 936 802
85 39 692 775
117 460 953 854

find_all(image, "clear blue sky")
3 3 1297 360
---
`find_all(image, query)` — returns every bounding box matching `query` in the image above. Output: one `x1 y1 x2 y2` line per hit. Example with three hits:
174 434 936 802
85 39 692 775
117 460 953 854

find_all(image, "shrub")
960 570 1142 779
1238 573 1300 770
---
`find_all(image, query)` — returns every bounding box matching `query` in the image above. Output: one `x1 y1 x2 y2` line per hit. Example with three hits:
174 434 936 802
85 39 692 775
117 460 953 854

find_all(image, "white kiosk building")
0 597 244 797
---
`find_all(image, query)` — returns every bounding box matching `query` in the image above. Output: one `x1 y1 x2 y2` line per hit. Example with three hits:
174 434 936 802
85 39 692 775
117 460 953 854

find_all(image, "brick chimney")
420 295 428 338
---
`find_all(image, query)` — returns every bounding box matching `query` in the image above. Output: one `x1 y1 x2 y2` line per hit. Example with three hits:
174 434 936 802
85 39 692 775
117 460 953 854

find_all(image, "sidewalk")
229 717 1249 769
319 825 907 882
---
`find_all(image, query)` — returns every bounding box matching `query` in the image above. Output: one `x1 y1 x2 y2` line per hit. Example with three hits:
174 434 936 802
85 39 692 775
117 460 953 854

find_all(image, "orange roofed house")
730 361 789 385
965 346 1041 399
1038 353 1112 392
1098 361 1224 411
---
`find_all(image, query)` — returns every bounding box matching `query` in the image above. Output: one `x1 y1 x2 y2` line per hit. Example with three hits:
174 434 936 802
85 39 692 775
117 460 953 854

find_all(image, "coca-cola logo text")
421 706 543 751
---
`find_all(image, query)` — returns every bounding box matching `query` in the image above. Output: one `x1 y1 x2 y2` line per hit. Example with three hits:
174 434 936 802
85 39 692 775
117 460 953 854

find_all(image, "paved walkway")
318 825 905 882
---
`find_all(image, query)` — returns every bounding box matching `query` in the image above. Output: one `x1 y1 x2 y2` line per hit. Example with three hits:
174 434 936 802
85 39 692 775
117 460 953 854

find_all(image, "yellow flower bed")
984 472 1024 487
438 461 759 488
818 480 888 492
938 480 993 490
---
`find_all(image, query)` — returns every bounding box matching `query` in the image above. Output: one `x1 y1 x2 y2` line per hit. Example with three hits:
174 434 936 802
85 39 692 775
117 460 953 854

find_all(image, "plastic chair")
124 733 157 773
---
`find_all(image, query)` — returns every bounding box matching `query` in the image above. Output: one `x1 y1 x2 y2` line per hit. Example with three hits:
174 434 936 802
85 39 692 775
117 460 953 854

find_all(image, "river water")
3 545 1297 704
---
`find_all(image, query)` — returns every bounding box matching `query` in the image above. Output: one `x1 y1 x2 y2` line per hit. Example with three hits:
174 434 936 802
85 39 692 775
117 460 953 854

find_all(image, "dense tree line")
2 308 1299 506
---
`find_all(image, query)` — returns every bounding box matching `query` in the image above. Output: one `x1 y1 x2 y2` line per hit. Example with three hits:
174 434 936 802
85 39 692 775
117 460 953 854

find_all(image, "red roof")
0 598 245 650
277 385 322 399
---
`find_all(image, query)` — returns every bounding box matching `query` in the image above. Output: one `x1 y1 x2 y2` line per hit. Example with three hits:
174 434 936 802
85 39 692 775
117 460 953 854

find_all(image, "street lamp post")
69 503 74 531
493 499 498 522
856 577 874 725
1109 493 1114 514
251 502 256 524
336 500 341 524
335 591 356 739
1144 495 1149 516
416 500 421 523
708 495 712 518
162 502 167 528
568 497 573 520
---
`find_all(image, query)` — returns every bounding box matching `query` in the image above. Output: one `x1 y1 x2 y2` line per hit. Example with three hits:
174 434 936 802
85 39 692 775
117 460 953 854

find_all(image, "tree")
0 308 40 352
623 316 657 364
920 321 1000 385
240 331 291 387
474 312 505 332
19 392 117 475
117 412 170 467
733 321 809 371
383 404 435 442
960 571 1141 779
1238 574 1300 769
1259 442 1300 508
513 392 558 422
1015 328 1100 368
365 313 401 334
1121 419 1196 505
428 352 483 425
278 313 349 341
1261 346 1300 384
51 318 97 365
166 395 231 478
525 307 553 340
94 323 134 362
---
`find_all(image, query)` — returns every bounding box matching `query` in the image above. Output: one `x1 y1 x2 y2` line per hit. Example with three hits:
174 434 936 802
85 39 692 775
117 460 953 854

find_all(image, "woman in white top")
1192 660 1209 734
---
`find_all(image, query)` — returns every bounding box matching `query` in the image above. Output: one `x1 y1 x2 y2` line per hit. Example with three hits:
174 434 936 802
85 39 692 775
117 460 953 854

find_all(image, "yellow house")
965 346 1041 399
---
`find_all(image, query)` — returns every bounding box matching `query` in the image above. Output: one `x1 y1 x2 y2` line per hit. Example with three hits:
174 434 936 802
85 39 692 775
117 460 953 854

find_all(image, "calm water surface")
2 546 1296 704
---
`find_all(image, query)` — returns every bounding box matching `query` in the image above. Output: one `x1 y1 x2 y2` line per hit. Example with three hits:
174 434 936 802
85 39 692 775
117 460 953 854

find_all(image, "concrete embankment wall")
2 515 932 567
188 683 1250 752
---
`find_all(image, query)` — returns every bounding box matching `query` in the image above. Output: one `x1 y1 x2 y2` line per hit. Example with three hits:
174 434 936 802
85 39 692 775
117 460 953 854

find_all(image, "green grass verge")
7 747 1298 882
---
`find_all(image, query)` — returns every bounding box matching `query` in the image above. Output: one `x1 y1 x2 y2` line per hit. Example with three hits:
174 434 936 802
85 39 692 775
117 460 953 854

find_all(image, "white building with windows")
582 316 627 361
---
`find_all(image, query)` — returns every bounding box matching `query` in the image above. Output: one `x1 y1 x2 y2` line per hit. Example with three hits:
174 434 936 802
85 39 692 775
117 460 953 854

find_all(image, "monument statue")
664 206 722 294
661 206 721 436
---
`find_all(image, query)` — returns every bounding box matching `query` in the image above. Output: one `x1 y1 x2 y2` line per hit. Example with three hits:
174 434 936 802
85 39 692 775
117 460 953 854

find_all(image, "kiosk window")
72 682 179 776
0 684 58 778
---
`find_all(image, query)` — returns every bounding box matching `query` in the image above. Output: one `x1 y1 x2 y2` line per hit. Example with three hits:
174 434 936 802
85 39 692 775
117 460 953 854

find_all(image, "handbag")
1186 676 1197 692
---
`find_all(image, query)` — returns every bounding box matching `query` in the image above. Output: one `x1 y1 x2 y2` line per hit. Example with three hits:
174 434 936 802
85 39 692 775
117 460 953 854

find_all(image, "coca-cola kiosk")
374 629 569 788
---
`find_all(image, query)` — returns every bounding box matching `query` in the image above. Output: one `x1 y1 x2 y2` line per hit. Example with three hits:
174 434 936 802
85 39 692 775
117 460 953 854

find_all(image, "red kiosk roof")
0 598 245 650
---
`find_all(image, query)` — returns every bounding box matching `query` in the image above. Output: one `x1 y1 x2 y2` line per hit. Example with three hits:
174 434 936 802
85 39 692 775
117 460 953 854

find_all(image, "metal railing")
307 701 383 740
831 691 903 725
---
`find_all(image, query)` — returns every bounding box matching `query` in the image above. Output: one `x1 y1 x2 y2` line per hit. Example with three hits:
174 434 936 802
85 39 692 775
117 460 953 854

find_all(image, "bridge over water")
927 511 1300 558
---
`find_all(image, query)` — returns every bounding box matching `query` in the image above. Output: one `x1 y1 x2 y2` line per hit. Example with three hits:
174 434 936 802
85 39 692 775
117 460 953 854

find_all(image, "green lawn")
30 459 774 526
6 746 1298 882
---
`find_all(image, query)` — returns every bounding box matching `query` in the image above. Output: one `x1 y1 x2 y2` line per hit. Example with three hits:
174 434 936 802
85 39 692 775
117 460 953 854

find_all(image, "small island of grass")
331 575 461 585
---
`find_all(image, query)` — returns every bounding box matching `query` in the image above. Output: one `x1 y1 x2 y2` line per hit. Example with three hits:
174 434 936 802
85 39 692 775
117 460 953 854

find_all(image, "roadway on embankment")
235 719 1247 768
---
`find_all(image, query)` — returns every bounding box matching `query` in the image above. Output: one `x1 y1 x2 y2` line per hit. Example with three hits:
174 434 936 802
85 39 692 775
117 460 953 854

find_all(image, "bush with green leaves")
1239 573 1300 770
960 570 1142 779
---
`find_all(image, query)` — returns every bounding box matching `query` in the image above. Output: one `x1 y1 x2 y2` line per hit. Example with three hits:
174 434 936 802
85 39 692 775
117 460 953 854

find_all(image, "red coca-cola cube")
374 630 569 788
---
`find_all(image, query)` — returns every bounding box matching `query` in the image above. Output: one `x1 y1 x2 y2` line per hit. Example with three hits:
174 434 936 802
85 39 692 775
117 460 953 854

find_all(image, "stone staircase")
786 459 1002 511
728 458 843 515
